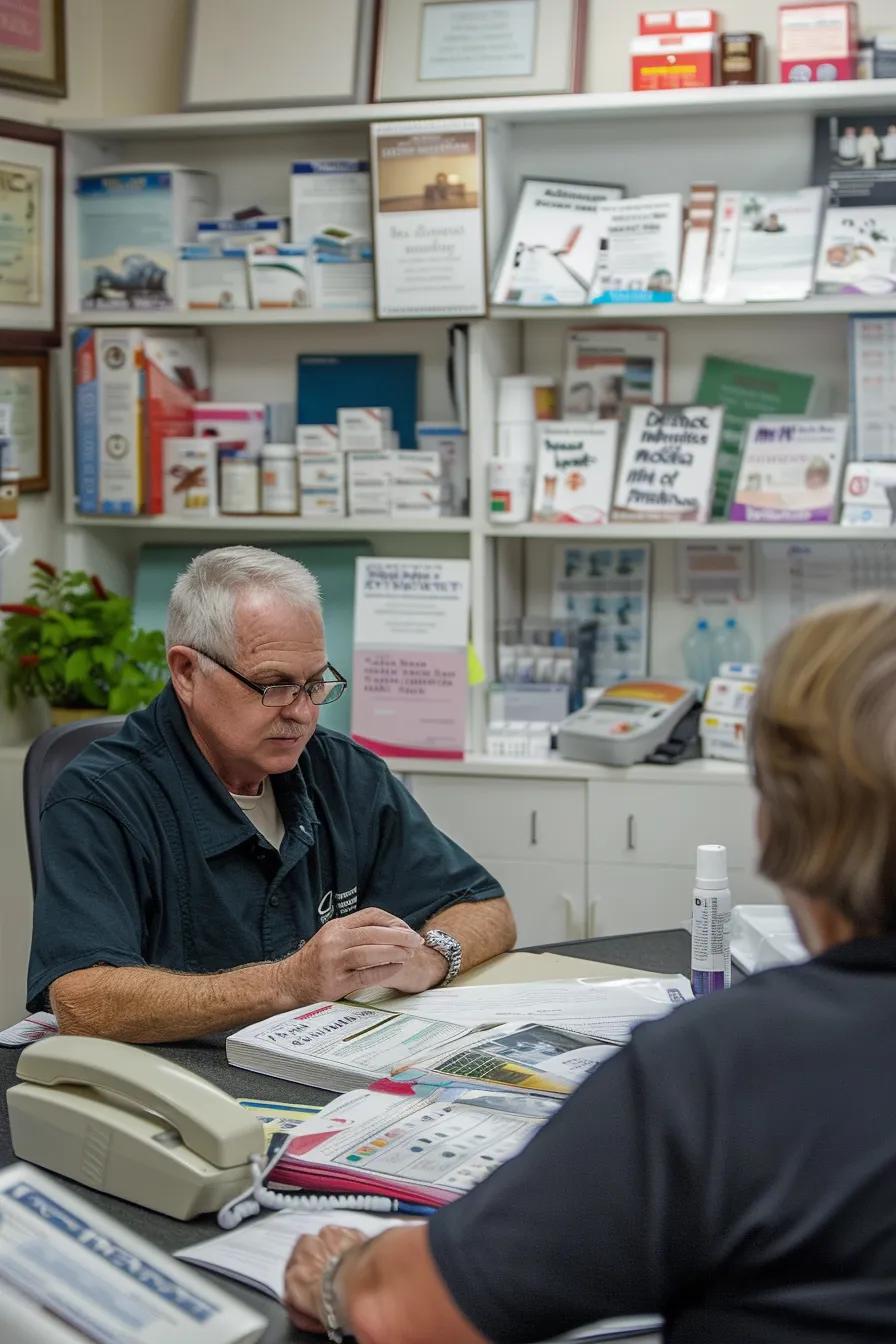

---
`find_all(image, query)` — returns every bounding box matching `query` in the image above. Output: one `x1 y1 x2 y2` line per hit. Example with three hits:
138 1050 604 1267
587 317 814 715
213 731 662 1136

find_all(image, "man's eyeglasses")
193 649 348 707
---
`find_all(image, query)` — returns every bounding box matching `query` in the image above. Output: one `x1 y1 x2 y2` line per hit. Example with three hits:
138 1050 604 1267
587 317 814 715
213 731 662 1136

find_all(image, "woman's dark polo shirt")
27 683 503 1010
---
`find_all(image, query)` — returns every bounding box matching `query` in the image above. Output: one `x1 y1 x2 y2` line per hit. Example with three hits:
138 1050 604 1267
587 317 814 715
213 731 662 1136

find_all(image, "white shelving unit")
53 80 896 938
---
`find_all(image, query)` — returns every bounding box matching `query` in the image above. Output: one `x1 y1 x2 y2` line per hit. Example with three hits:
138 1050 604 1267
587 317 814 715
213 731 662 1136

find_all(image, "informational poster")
531 419 619 524
551 543 651 684
351 557 470 759
370 117 486 319
813 113 896 207
704 189 825 304
563 325 666 419
420 0 537 80
815 205 896 296
611 404 723 523
588 194 682 304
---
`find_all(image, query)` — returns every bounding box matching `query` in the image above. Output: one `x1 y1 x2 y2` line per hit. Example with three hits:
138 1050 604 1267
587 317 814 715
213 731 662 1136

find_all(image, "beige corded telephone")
6 1036 265 1221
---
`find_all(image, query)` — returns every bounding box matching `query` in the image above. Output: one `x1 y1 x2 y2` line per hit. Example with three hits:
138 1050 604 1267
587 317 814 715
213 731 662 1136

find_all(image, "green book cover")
696 357 815 519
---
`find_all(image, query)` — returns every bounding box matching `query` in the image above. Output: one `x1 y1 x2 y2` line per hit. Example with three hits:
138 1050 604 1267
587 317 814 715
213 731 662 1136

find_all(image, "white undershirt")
231 778 285 852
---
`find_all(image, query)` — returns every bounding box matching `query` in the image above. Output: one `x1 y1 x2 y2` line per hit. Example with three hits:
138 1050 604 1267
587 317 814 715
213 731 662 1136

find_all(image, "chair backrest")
23 717 126 897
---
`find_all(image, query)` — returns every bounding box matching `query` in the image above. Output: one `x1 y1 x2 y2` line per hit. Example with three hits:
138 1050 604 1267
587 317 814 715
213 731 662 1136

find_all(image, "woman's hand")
284 1225 367 1333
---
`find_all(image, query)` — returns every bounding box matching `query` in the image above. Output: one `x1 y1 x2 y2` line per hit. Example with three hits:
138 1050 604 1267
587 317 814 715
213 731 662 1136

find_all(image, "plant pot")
49 707 110 728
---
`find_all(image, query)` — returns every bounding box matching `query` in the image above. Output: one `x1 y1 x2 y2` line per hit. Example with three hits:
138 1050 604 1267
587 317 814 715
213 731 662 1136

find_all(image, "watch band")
319 1250 351 1342
423 928 463 985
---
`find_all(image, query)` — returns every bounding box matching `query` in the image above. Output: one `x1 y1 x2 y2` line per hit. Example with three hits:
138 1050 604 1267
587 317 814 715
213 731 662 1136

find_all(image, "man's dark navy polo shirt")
27 683 504 1011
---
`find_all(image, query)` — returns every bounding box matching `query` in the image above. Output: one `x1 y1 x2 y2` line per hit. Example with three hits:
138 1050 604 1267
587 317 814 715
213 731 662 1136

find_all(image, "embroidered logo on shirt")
318 885 359 925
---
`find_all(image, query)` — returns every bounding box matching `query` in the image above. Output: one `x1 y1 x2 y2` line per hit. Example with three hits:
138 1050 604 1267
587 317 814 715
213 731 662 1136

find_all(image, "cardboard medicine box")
179 245 249 310
778 3 858 82
638 9 719 33
631 30 717 89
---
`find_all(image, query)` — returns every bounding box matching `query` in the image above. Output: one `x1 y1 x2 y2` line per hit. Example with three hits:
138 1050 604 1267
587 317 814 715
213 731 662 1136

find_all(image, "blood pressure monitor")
557 679 700 767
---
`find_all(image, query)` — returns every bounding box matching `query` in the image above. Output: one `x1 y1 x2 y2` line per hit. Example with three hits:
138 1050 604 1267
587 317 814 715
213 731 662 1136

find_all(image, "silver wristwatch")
423 928 463 985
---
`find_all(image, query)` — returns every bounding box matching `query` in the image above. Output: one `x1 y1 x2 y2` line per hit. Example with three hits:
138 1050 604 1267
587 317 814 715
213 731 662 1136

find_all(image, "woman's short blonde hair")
751 592 896 934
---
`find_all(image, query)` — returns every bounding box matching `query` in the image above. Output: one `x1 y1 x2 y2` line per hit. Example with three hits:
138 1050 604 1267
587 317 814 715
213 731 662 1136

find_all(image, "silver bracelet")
319 1250 351 1343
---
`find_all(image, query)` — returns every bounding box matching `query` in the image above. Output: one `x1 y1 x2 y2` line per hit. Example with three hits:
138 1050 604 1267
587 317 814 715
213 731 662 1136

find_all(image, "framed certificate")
373 0 587 102
0 0 66 99
0 349 48 491
0 119 61 348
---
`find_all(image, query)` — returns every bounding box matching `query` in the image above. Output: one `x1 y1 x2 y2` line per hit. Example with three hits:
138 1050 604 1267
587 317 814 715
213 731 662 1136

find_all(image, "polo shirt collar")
814 932 896 973
153 682 317 859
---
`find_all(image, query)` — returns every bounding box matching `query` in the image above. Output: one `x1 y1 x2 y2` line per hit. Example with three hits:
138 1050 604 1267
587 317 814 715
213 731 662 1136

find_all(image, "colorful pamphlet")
532 420 619 523
704 188 825 303
695 356 815 519
611 404 723 523
491 177 626 306
562 325 667 419
850 315 896 461
813 113 896 207
815 206 896 295
588 194 683 304
350 556 470 760
730 417 848 523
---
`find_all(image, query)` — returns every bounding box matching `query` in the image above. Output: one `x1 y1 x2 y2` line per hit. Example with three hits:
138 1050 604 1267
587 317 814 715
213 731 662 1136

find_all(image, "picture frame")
0 0 66 99
0 119 61 349
0 349 49 492
183 0 376 110
373 0 588 102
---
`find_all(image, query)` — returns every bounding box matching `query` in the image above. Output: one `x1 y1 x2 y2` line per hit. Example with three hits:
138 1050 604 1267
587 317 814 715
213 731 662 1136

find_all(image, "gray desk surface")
0 929 691 1342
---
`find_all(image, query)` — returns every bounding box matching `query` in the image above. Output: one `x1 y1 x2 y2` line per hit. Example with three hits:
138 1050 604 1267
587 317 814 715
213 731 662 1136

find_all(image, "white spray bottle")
690 844 731 996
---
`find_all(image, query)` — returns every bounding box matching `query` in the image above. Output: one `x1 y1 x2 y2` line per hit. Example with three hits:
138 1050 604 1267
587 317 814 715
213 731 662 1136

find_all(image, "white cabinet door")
587 862 780 938
587 779 759 870
486 858 587 946
407 775 586 863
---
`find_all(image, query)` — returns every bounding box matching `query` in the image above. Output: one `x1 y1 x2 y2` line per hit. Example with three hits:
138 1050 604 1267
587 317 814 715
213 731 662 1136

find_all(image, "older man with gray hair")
27 546 514 1042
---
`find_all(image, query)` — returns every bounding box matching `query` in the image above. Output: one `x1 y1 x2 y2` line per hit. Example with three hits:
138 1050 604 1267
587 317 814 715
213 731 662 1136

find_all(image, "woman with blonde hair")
285 594 896 1344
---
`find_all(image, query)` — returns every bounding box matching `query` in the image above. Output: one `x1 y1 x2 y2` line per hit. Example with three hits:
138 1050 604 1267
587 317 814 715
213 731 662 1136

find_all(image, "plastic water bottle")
712 617 752 674
690 844 732 996
682 618 715 689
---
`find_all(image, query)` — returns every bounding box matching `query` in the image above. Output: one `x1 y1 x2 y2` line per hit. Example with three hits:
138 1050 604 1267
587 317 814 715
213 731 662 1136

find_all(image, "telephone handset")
7 1036 265 1221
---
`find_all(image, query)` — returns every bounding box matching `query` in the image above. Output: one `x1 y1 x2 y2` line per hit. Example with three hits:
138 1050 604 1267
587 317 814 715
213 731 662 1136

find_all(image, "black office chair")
23 716 126 896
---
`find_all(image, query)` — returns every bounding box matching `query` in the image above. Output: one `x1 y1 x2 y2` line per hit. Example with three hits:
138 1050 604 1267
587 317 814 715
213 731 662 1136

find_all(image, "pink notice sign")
0 0 42 52
351 648 467 759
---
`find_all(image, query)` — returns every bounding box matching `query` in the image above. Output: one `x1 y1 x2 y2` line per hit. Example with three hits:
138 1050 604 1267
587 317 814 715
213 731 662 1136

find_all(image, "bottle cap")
725 617 736 628
697 618 710 630
696 844 728 883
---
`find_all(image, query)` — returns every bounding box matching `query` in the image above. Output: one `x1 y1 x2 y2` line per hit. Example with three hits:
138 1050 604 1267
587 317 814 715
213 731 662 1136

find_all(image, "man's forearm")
423 895 516 973
50 960 295 1043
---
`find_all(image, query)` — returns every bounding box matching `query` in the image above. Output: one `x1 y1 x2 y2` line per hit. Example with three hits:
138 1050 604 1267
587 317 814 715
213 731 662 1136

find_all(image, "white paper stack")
729 905 807 974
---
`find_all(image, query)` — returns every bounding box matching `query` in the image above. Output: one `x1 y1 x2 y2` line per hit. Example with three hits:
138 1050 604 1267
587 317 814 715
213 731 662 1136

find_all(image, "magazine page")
271 1087 549 1203
588 195 682 304
389 976 692 1042
227 1002 472 1087
708 190 824 303
393 1021 614 1096
815 206 896 295
730 417 848 524
532 420 619 523
0 1165 265 1344
492 177 626 306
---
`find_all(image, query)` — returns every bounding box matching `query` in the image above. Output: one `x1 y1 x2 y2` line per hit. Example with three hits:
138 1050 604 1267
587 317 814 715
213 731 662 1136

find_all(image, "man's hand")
378 944 452 994
284 1226 367 1334
277 908 424 1004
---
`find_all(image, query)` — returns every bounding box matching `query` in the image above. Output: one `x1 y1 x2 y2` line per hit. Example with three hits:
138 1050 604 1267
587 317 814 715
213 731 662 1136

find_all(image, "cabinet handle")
530 810 538 846
626 814 636 851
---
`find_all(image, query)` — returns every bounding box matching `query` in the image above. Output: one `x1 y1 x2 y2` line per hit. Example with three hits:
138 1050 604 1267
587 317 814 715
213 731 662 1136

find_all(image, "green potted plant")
0 559 167 725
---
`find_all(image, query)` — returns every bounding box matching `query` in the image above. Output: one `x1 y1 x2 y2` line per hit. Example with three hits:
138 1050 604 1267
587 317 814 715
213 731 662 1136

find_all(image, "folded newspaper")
0 1163 266 1344
225 978 691 1095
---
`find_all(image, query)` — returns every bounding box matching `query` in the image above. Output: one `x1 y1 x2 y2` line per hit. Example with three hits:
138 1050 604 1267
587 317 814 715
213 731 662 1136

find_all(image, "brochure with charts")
532 420 619 523
588 194 683 304
611 404 723 523
704 189 825 304
850 314 896 461
730 417 848 524
815 206 896 295
563 325 667 420
491 177 626 306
